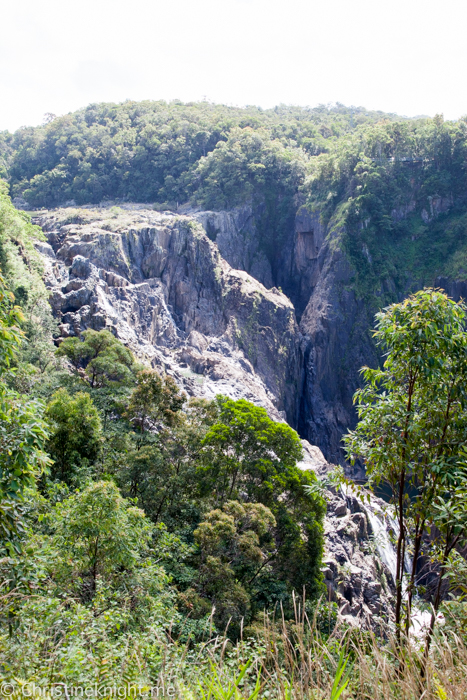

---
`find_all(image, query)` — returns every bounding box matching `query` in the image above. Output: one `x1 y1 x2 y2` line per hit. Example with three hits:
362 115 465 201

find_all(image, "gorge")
2 100 467 646
27 202 417 623
31 193 467 471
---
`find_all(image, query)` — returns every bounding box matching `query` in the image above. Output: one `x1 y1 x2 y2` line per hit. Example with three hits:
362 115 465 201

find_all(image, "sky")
1 0 466 132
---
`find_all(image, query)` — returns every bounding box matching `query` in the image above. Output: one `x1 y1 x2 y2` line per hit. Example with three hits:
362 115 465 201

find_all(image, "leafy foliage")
0 390 50 553
191 500 276 632
124 368 186 432
305 115 467 303
200 397 325 603
345 288 467 649
1 101 403 208
57 329 135 388
45 389 102 484
0 270 50 554
48 480 154 596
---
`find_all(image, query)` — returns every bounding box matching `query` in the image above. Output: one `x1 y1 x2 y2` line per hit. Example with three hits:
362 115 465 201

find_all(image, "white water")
365 501 412 586
366 507 399 581
340 485 439 635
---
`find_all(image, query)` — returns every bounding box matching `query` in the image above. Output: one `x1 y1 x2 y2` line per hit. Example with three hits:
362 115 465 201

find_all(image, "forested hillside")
0 183 328 683
2 101 467 301
2 102 467 696
0 101 404 207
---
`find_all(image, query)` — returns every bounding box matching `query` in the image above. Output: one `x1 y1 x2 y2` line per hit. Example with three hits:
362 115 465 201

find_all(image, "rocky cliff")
31 203 411 623
195 204 379 467
36 203 373 466
35 195 467 475
35 206 302 424
299 441 399 627
196 198 467 468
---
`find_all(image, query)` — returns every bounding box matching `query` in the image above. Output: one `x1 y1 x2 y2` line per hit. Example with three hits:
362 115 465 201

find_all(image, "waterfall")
367 504 445 638
365 501 412 584
339 482 405 582
366 505 399 582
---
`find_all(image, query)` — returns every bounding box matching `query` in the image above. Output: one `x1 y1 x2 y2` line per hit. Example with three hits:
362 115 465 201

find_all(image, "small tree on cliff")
344 288 467 647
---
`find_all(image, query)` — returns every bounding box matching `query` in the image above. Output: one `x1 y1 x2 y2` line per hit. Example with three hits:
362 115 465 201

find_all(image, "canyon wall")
196 205 379 466
34 197 467 470
35 207 302 426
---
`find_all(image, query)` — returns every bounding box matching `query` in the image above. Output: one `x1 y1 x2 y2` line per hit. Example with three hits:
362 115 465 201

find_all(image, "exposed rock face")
196 204 379 466
35 208 302 424
295 230 379 469
300 441 397 626
195 201 466 468
194 207 274 289
34 202 383 467
32 203 401 623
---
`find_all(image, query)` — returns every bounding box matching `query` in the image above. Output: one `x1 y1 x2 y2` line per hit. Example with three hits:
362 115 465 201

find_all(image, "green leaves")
56 329 136 389
191 501 276 633
198 660 262 700
329 651 352 700
199 397 325 606
200 397 305 506
124 368 186 433
45 388 102 485
50 480 154 593
0 272 24 377
345 287 467 641
0 390 51 553
0 272 51 552
346 289 467 489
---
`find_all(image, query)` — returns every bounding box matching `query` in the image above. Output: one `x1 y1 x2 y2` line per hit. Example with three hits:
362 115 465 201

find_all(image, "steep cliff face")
35 207 302 424
296 241 378 468
36 203 372 466
34 196 467 470
31 203 417 623
193 206 274 289
197 199 467 466
197 204 379 465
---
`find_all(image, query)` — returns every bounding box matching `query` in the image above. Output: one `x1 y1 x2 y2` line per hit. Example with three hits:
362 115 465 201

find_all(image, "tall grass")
2 592 467 699
193 605 467 700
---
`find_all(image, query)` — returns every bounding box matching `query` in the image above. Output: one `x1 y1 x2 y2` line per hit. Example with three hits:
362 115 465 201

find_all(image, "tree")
0 482 179 676
115 397 213 529
422 465 467 666
0 272 51 553
200 397 325 602
50 480 154 598
345 288 467 646
56 329 135 388
0 392 51 554
191 500 276 633
200 397 304 505
124 368 186 434
45 388 102 484
0 268 23 374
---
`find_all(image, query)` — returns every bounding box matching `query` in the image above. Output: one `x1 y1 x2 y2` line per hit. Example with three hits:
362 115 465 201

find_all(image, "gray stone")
35 207 302 425
32 204 402 631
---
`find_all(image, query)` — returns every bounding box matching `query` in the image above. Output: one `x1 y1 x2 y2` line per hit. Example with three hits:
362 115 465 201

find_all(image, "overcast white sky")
1 0 466 132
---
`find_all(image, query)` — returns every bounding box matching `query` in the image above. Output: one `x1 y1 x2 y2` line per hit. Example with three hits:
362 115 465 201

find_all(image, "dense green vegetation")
0 101 403 208
2 102 467 695
306 115 467 302
2 100 467 303
345 289 467 664
0 183 327 683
